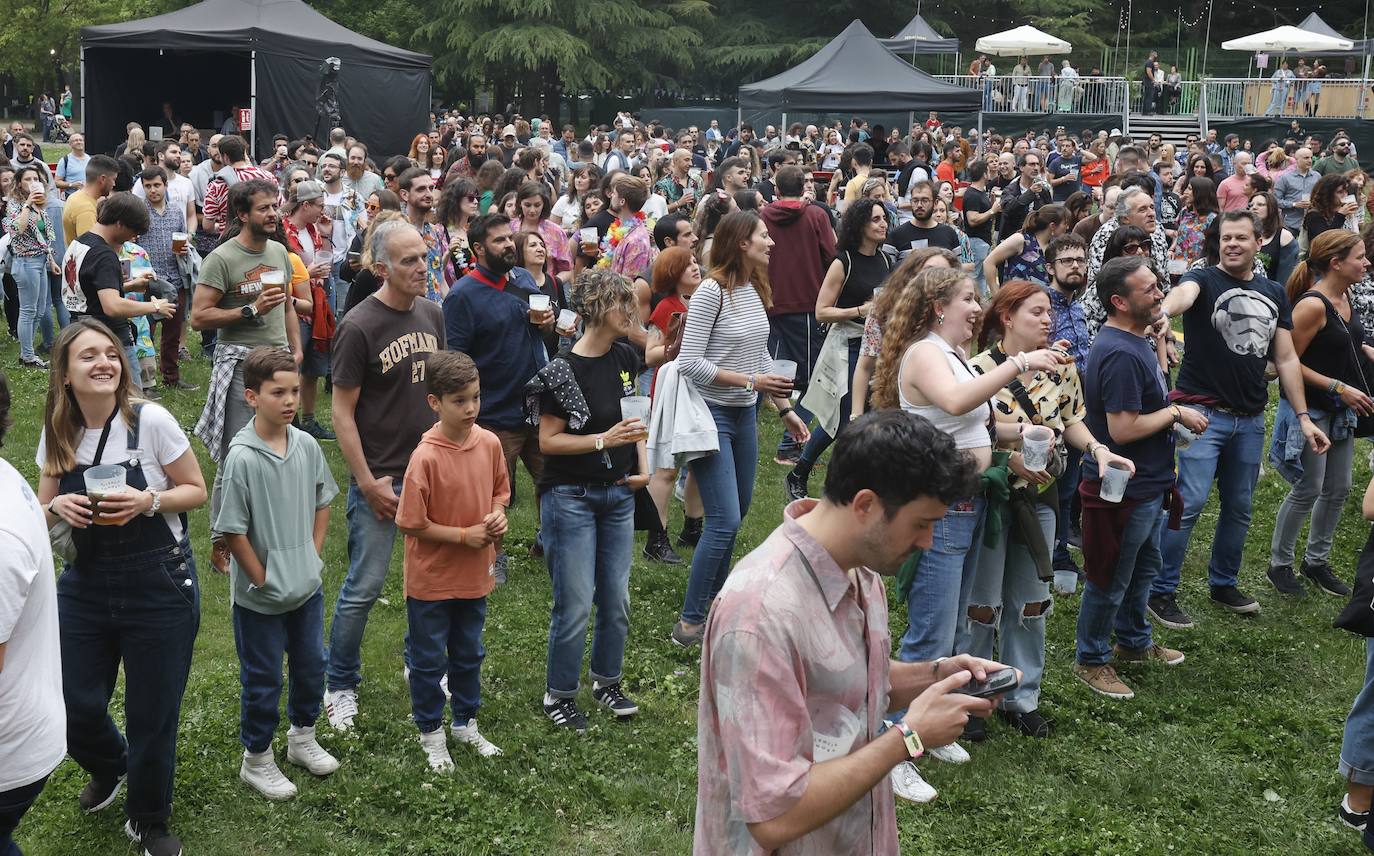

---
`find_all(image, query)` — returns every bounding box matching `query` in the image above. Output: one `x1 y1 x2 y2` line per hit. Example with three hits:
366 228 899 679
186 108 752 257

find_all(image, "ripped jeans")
965 502 1054 713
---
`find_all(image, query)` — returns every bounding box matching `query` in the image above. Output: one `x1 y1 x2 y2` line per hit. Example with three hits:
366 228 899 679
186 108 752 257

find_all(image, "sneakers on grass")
285 725 339 775
1210 584 1261 615
1342 794 1371 831
1114 643 1185 665
1073 663 1135 700
926 742 969 764
671 620 704 648
889 761 938 804
543 694 589 733
1302 561 1352 597
1147 592 1194 629
592 681 640 718
78 773 126 813
1267 564 1307 598
999 709 1052 738
124 820 184 856
451 718 503 757
325 687 359 731
240 749 298 800
418 728 455 772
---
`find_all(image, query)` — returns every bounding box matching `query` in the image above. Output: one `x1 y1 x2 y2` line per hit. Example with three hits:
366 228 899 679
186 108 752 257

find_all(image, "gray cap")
289 179 325 206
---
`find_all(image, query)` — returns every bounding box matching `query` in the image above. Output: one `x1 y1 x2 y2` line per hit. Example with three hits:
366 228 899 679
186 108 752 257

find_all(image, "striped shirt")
678 277 773 407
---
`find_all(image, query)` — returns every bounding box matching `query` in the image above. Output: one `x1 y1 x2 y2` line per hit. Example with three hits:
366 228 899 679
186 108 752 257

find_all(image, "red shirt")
648 292 687 396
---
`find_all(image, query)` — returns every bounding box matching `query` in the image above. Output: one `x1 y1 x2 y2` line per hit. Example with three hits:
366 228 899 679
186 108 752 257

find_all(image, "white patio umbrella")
974 25 1072 57
1221 25 1352 53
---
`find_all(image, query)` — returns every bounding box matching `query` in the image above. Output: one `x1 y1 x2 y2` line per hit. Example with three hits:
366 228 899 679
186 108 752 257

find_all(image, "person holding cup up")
967 280 1136 737
35 318 208 856
1074 257 1206 702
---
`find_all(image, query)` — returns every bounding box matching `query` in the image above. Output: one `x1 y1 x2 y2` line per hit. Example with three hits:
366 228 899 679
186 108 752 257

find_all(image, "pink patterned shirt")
694 499 898 856
608 218 655 282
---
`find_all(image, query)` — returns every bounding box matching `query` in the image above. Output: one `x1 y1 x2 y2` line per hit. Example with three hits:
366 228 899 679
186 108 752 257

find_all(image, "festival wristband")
894 721 925 760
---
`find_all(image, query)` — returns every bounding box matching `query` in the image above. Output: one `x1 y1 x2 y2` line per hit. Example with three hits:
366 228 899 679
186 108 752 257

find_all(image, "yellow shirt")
63 191 97 241
842 172 869 203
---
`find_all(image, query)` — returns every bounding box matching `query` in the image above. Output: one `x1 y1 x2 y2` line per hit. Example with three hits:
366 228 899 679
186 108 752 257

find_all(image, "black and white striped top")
677 277 774 408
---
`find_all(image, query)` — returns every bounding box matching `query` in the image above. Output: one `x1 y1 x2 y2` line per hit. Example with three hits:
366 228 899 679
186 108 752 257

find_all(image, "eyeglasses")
1120 242 1146 254
302 159 318 167
1054 256 1086 266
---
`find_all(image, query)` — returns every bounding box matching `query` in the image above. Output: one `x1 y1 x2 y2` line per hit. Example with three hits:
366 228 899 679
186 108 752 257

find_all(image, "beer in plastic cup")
1021 426 1054 472
260 269 286 298
556 308 578 332
771 359 798 380
84 464 127 525
529 293 551 312
1174 423 1198 449
1100 461 1131 503
620 396 651 438
171 232 188 254
1053 569 1078 595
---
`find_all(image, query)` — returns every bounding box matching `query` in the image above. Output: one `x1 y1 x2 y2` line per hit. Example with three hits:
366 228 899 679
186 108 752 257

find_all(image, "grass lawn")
2 336 1371 855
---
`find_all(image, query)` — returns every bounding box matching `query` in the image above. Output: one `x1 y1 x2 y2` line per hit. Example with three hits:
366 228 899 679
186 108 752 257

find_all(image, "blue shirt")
442 264 549 430
1083 324 1174 500
1042 282 1090 370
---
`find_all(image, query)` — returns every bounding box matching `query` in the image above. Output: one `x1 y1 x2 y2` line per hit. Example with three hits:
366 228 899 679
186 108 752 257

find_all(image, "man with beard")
134 141 197 230
397 167 449 302
191 133 224 213
1042 235 1091 577
444 213 555 584
889 180 961 254
343 142 383 200
322 220 445 731
202 135 279 238
1082 184 1171 337
1074 256 1201 701
318 151 361 317
444 133 491 184
138 166 198 392
1148 212 1329 628
695 411 1008 853
191 179 302 572
998 150 1053 236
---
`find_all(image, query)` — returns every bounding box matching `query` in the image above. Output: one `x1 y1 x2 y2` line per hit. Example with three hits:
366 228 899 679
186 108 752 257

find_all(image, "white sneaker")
451 718 503 758
890 761 938 804
418 728 454 772
285 725 340 776
324 688 359 731
927 742 970 764
402 667 450 700
240 749 298 800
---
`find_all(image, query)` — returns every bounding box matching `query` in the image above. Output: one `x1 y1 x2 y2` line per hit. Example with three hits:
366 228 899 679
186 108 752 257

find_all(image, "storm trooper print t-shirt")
1174 265 1293 415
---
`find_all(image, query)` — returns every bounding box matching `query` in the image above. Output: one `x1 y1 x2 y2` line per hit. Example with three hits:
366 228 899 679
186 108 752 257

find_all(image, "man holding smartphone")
696 412 1013 853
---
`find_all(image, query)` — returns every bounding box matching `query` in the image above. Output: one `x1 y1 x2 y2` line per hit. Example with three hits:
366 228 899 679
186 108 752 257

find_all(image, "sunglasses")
365 201 380 212
383 172 396 180
465 195 479 203
1121 242 1146 254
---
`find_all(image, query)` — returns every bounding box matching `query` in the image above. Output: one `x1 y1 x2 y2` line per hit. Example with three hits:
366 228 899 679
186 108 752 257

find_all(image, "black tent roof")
1296 13 1371 57
740 20 979 113
82 0 431 69
880 13 960 55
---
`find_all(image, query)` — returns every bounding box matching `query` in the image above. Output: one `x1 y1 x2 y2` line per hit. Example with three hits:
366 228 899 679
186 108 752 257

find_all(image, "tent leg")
736 106 742 134
908 111 915 138
78 45 85 130
250 50 257 159
781 112 787 137
977 111 984 158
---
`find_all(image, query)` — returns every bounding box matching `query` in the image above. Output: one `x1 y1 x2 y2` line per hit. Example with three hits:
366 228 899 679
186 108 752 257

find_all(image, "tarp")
880 13 960 55
739 20 980 114
81 0 431 159
1296 13 1373 57
975 25 1072 58
1221 25 1352 54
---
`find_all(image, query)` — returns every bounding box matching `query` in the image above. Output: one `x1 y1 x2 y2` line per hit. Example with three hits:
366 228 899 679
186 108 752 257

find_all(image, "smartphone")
120 259 132 280
957 667 1019 699
347 251 361 265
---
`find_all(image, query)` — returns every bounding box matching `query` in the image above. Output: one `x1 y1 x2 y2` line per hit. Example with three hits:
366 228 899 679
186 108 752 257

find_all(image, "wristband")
745 373 756 393
1295 411 1311 420
778 406 795 419
894 720 925 760
46 498 57 516
1170 405 1181 424
931 656 948 680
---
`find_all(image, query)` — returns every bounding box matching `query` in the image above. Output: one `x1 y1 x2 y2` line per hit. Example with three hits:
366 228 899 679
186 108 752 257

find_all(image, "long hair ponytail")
1287 229 1361 303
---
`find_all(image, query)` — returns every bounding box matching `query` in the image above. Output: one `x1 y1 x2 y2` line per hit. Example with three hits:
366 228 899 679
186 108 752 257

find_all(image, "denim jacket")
1268 397 1356 484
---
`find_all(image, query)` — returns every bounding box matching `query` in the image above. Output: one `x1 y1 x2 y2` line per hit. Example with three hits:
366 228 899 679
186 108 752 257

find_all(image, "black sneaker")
165 379 199 391
543 695 588 733
677 516 703 548
643 532 683 565
1210 584 1261 615
124 820 184 856
1147 593 1195 629
1341 794 1370 831
19 356 48 369
1068 520 1083 550
998 709 1052 738
960 715 987 742
140 386 162 401
592 682 640 718
302 417 337 441
773 444 802 466
1266 564 1307 598
1301 562 1352 597
1053 554 1080 575
785 467 809 503
78 773 126 813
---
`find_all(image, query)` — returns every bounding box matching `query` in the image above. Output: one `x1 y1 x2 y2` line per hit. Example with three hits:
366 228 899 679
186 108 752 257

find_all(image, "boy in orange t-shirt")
395 350 511 772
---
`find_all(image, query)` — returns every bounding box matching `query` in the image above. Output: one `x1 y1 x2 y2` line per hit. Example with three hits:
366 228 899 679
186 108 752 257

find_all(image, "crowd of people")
2 104 1374 856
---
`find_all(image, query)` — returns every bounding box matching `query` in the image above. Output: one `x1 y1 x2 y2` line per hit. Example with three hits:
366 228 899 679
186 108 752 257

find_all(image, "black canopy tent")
880 13 960 57
80 0 432 159
738 20 979 138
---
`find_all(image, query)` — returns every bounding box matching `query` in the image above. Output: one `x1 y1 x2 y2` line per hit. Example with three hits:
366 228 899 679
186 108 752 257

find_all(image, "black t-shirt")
1175 266 1293 414
962 186 994 244
540 341 643 488
1049 155 1082 202
836 249 891 309
61 232 132 346
888 222 961 255
1084 325 1175 500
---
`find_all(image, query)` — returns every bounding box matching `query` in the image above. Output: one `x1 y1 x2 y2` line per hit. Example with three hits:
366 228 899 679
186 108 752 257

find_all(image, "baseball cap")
502 124 517 138
289 180 324 207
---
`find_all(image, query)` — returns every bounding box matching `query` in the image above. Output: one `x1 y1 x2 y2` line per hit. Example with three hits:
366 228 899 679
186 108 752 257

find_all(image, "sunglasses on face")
1121 242 1146 254
465 195 479 203
365 202 380 212
383 172 396 180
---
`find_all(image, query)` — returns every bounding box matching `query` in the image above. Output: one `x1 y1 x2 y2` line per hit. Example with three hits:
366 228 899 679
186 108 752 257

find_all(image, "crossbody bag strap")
91 405 120 465
989 347 1044 425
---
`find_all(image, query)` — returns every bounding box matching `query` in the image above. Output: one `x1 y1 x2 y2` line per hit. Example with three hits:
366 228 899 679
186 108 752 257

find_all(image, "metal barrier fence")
934 75 1128 115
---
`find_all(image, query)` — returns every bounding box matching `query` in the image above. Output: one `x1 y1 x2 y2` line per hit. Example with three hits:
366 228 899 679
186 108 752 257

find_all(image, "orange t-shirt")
396 423 511 600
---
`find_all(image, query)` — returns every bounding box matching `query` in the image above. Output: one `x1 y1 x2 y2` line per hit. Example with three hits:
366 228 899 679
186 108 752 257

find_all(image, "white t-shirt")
134 172 194 219
642 193 669 221
0 458 65 791
35 403 192 542
550 195 581 232
322 189 355 264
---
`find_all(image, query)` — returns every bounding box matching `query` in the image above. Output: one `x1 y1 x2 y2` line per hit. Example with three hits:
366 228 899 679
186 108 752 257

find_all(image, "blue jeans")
1157 408 1264 594
406 596 487 730
58 541 200 825
768 313 823 452
1054 446 1083 567
1076 501 1164 665
541 483 635 697
232 589 325 753
968 237 991 299
329 257 348 320
326 480 403 691
798 339 861 467
0 775 48 856
682 403 759 625
967 502 1054 712
1270 410 1354 568
1343 639 1374 788
899 498 986 662
12 255 48 361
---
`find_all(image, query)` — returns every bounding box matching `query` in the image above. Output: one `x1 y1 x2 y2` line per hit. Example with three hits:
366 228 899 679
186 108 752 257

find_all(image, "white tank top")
898 332 992 450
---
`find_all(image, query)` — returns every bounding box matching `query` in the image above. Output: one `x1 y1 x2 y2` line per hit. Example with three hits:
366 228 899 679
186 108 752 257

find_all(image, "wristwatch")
894 721 924 760
240 303 257 320
143 489 162 517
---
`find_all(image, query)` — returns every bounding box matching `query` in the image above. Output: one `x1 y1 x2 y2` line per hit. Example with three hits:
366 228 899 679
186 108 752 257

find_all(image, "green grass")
3 338 1371 855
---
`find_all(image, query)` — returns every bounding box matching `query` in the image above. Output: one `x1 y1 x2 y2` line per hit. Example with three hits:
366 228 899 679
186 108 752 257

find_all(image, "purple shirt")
694 499 898 856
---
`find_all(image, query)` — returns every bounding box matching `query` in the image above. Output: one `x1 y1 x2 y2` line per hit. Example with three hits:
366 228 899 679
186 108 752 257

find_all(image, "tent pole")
977 111 984 159
908 111 915 138
79 44 85 132
250 50 257 159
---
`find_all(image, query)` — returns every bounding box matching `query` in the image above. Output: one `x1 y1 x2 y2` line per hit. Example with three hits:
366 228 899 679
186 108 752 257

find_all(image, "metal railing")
1201 77 1372 119
934 75 1129 115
